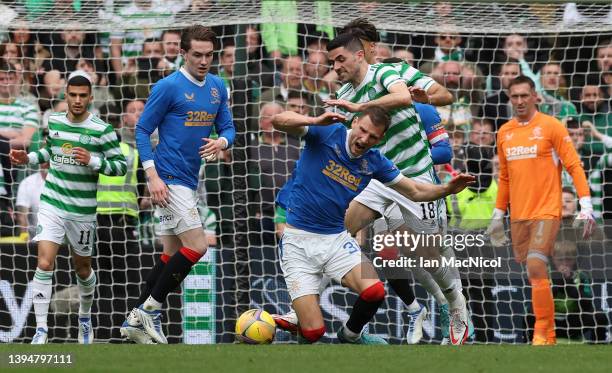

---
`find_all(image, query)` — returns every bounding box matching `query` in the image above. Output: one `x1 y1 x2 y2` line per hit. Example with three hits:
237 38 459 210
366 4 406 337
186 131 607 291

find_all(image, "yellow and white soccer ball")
235 309 276 344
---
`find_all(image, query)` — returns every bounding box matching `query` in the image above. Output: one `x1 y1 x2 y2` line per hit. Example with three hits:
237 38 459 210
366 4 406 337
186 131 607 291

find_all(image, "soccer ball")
235 309 276 344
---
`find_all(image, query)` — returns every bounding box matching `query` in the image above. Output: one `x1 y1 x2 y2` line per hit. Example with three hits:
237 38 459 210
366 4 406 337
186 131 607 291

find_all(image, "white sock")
406 299 421 313
440 246 463 292
143 295 163 311
412 267 447 305
32 267 53 330
342 321 361 341
77 270 96 319
428 265 462 307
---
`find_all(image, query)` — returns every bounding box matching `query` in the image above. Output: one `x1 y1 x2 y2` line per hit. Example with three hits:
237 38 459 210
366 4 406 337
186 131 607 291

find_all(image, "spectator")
549 240 610 343
119 99 146 146
449 127 467 173
116 38 165 100
480 59 521 130
564 117 591 173
7 25 50 75
392 47 414 66
422 30 486 96
488 34 539 94
109 0 183 78
433 32 464 63
254 55 324 129
468 118 495 148
243 26 276 105
285 90 311 116
70 58 112 117
596 40 612 75
0 160 13 237
603 70 612 100
561 186 577 221
160 29 183 72
447 145 497 231
374 43 392 63
0 60 40 170
1 42 21 68
538 62 578 119
303 50 331 101
2 40 41 104
44 29 96 74
15 162 48 240
580 83 612 156
38 69 64 112
584 121 612 220
218 43 235 90
433 61 472 134
248 101 300 244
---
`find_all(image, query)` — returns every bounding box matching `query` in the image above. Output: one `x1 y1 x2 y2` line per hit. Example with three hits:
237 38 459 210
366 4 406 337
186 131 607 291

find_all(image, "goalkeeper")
10 71 127 344
120 25 235 344
271 107 473 344
486 76 596 346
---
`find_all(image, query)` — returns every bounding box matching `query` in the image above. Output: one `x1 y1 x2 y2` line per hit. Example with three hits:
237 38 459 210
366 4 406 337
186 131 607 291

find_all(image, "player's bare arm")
390 173 475 202
272 111 347 136
324 81 412 112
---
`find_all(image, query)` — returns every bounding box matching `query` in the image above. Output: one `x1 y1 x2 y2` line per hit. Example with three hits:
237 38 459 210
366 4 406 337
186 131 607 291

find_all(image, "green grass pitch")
0 345 610 373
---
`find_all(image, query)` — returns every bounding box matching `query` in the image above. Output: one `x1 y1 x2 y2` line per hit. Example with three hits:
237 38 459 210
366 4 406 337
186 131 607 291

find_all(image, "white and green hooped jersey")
335 63 433 177
27 112 127 221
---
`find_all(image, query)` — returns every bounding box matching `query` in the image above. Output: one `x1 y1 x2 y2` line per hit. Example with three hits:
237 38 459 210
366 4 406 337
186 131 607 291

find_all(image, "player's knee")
360 281 386 302
526 255 549 280
75 266 92 280
37 259 54 272
180 233 209 254
299 326 326 343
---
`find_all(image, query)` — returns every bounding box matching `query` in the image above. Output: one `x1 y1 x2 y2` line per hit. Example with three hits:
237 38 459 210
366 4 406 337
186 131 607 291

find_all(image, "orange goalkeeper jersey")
496 111 590 220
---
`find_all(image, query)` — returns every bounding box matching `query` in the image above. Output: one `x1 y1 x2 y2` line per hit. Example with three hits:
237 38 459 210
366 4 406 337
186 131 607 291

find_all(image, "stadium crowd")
0 1 611 343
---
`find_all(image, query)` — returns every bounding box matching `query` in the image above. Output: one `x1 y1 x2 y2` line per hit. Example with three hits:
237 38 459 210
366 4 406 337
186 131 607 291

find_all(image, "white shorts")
156 184 202 236
354 169 446 234
279 227 363 301
33 209 96 257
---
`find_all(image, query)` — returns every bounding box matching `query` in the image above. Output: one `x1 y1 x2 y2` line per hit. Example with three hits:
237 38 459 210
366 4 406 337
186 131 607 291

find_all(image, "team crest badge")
360 159 372 175
79 134 91 145
184 92 195 102
210 87 221 104
334 144 342 157
367 87 377 100
529 126 543 140
505 132 513 141
36 225 43 235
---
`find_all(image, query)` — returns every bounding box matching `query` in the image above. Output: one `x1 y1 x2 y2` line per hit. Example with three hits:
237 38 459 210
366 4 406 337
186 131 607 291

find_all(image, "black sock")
346 296 384 335
150 251 197 304
136 259 166 306
387 279 416 307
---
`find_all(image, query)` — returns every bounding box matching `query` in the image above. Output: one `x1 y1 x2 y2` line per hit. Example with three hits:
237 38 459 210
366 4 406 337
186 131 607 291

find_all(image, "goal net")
0 0 611 344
